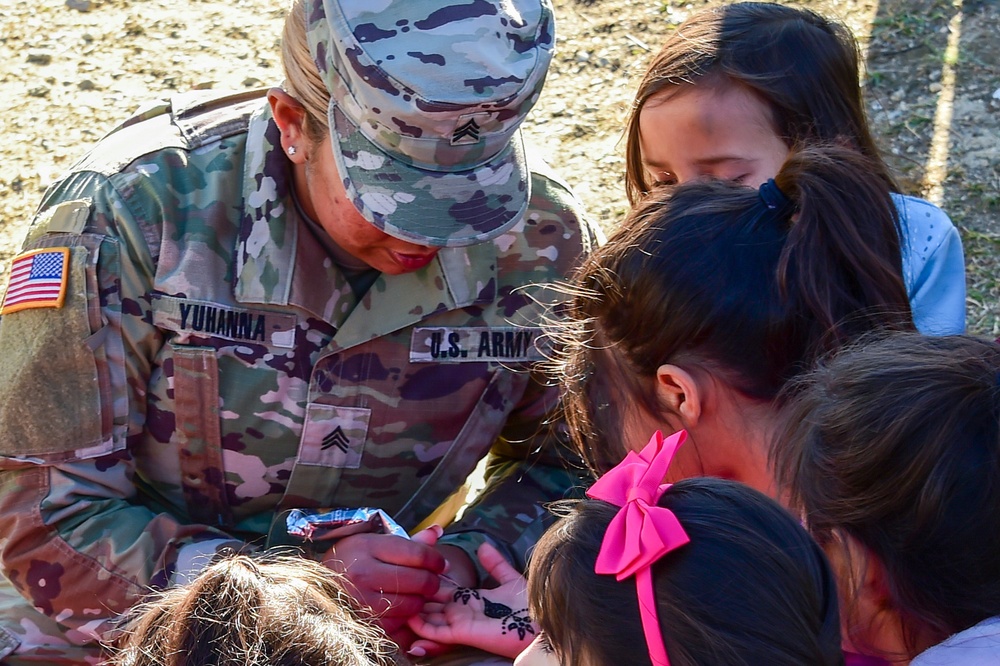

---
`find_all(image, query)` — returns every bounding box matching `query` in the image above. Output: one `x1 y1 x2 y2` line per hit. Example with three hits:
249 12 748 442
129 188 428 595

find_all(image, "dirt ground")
1 0 998 330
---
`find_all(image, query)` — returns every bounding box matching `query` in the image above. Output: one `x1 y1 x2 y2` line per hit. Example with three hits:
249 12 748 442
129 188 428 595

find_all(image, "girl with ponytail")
406 145 906 662
626 2 965 336
553 144 914 484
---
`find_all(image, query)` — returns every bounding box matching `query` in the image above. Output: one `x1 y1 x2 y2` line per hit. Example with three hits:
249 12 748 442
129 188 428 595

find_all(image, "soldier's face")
300 138 440 274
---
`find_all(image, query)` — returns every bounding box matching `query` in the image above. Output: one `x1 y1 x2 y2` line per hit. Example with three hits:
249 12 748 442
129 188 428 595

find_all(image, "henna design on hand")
501 609 536 641
453 587 482 605
483 597 534 641
482 597 512 619
451 588 536 641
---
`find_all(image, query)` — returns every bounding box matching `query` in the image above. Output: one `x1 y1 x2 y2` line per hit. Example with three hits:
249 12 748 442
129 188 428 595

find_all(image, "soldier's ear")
267 88 309 164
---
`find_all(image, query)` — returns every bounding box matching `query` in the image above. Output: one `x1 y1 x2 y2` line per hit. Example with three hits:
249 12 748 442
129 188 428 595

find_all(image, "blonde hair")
106 554 405 666
281 0 331 145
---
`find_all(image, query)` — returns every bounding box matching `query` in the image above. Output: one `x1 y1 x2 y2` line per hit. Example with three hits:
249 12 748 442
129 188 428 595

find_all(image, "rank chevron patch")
451 118 482 145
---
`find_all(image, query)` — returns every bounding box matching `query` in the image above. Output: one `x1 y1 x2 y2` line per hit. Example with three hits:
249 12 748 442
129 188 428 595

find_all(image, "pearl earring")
287 146 297 156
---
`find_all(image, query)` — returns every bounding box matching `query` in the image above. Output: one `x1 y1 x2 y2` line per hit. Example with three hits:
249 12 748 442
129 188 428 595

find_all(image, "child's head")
774 333 1000 659
107 554 403 666
625 2 895 203
522 440 842 666
553 144 912 482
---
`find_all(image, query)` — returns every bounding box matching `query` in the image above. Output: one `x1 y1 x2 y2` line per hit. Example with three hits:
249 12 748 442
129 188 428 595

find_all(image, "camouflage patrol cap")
306 0 555 248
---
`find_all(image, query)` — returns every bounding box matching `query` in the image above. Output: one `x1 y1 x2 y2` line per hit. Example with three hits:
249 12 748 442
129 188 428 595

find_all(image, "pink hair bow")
586 430 690 666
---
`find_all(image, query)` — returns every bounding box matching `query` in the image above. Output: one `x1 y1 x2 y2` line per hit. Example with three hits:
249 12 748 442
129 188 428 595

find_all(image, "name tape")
410 326 546 363
151 295 297 348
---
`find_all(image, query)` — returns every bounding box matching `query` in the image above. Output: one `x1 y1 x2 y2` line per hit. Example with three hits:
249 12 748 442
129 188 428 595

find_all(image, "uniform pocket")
0 242 107 461
297 404 372 470
278 404 372 510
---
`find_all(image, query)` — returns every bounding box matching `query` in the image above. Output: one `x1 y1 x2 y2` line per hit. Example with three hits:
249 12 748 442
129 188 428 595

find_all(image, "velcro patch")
0 248 70 315
297 404 371 469
410 326 545 363
42 199 91 234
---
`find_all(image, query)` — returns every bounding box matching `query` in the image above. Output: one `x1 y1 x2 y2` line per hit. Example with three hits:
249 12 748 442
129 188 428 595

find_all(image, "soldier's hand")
321 525 448 643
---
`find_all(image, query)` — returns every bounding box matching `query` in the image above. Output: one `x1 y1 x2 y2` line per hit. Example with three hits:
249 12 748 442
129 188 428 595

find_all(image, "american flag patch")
1 248 71 315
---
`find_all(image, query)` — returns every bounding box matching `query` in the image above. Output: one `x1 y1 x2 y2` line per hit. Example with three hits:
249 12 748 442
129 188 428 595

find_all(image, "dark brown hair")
106 554 404 666
550 144 912 474
528 477 843 666
773 333 1000 657
624 2 896 204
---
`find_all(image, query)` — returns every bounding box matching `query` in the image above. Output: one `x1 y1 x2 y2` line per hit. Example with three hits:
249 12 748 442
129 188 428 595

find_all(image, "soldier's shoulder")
160 88 268 149
493 150 599 275
525 151 580 214
526 151 601 238
72 89 266 177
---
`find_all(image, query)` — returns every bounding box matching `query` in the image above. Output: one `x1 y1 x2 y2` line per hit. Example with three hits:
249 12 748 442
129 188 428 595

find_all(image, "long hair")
773 333 1000 657
624 2 896 204
528 477 843 666
106 554 404 666
550 144 912 474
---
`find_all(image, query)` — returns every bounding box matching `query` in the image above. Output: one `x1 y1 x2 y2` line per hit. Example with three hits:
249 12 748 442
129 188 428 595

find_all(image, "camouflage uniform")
0 87 596 663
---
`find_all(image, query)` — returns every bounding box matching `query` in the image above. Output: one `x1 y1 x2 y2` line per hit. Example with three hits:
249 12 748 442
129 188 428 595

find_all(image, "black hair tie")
759 178 794 218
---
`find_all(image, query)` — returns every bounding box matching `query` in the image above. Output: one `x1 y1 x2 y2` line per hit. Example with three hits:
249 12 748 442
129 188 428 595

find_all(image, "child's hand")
406 542 536 659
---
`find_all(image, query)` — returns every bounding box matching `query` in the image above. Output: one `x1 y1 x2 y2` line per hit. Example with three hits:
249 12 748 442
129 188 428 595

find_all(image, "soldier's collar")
234 102 298 305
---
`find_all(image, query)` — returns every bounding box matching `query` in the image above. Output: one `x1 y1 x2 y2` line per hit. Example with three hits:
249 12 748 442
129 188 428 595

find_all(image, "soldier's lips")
390 249 438 272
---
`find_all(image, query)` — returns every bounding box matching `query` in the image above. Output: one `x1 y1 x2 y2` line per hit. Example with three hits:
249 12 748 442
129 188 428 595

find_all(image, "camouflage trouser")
0 577 103 665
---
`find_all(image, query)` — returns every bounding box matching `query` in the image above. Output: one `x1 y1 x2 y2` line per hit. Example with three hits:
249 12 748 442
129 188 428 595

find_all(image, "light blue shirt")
911 616 1000 665
895 193 966 334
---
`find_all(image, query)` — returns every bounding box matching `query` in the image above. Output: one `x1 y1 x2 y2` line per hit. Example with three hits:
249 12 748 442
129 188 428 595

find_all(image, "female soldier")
0 0 597 662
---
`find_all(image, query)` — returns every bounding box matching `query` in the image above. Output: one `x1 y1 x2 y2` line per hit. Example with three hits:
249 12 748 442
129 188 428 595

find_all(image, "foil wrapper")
266 507 408 554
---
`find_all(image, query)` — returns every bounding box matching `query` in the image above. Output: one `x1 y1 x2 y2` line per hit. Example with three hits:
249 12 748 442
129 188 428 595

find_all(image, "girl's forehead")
637 83 786 174
643 80 773 122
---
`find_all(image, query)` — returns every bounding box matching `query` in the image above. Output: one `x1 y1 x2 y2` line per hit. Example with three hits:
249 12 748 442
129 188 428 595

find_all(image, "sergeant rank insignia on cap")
451 117 483 145
0 248 70 315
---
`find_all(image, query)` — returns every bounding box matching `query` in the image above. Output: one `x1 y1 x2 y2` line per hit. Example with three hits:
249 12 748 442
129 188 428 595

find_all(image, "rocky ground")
1 0 998 330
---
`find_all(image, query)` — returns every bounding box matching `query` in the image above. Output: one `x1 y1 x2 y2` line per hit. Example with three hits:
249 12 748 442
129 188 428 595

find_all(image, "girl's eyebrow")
641 159 674 172
643 155 756 170
693 155 755 167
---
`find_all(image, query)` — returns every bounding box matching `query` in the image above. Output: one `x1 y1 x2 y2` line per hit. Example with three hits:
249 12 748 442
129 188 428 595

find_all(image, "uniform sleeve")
437 368 592 581
0 171 245 642
898 196 967 335
437 154 600 581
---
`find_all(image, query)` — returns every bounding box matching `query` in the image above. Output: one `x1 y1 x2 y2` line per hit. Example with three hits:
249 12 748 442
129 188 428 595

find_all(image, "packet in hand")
267 507 408 554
